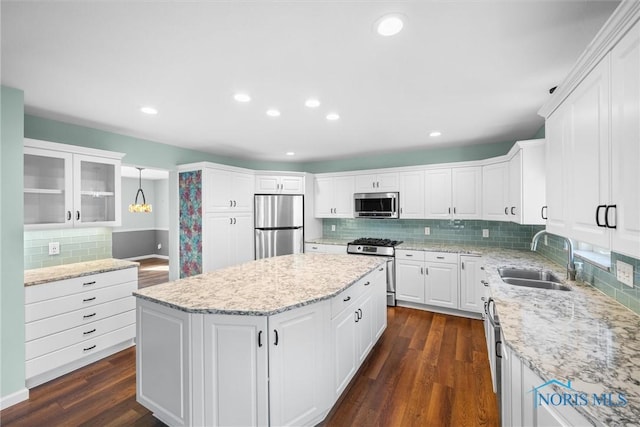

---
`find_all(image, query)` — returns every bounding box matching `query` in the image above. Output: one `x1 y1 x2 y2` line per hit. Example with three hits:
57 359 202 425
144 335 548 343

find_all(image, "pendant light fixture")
128 167 152 213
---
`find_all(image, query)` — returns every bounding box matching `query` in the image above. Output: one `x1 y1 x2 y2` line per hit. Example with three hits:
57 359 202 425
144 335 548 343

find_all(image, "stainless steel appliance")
347 237 402 306
353 192 399 219
254 194 304 259
484 297 502 420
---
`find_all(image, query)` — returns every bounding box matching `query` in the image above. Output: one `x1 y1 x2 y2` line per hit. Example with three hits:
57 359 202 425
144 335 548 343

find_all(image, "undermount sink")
498 268 571 291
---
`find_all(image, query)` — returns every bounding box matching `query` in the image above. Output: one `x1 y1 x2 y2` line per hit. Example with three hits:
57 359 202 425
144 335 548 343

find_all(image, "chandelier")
128 167 152 213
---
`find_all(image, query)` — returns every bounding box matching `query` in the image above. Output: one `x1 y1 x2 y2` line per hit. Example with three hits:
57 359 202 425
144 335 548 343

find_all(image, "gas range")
346 237 403 257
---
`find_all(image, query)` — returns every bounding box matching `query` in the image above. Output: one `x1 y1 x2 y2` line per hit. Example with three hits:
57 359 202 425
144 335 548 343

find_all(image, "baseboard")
0 387 29 410
126 254 169 261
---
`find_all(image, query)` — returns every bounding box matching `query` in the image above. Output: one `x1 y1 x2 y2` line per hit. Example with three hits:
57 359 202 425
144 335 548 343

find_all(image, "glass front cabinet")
24 139 124 229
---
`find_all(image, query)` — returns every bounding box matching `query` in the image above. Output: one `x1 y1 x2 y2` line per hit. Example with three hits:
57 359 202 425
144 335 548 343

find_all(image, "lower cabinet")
459 255 486 314
136 265 387 427
204 212 254 272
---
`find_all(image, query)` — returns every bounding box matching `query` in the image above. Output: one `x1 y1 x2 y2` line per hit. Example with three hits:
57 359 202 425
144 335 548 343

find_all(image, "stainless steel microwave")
354 192 399 218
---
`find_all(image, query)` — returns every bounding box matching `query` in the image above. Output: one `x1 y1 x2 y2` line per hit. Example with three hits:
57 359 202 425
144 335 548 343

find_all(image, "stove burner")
350 237 403 247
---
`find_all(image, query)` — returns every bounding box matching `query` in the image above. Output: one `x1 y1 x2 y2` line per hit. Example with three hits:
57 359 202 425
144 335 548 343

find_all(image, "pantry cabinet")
424 167 482 220
24 139 124 229
314 175 354 218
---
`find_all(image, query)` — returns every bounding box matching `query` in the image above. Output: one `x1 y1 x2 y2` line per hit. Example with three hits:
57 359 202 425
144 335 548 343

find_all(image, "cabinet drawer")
26 281 137 323
25 267 138 304
424 252 458 263
26 310 135 360
26 323 136 380
26 296 136 341
332 280 366 318
395 250 425 261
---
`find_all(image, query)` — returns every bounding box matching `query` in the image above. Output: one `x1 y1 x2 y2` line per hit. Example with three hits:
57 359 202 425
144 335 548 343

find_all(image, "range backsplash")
322 218 544 250
24 227 112 269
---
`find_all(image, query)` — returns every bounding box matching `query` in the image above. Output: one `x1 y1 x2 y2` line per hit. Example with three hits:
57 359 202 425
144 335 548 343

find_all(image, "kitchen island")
133 253 387 427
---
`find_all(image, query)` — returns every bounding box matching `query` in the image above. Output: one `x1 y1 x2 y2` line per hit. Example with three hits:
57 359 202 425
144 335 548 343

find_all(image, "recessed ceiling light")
429 131 442 137
234 93 251 103
305 98 320 108
376 14 404 37
286 152 295 156
140 106 158 115
266 109 281 117
326 113 340 121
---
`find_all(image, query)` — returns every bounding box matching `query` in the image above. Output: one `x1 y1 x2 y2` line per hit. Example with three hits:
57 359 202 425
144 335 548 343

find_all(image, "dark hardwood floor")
2 306 498 427
137 258 169 289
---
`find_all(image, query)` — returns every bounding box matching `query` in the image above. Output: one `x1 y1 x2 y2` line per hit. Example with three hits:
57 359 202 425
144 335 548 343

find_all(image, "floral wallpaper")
179 170 202 278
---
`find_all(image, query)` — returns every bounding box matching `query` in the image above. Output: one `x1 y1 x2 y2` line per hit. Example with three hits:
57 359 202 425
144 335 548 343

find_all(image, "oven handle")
486 298 500 327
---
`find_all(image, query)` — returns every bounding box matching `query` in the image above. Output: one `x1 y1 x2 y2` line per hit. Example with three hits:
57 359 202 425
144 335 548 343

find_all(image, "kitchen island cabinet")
134 253 386 427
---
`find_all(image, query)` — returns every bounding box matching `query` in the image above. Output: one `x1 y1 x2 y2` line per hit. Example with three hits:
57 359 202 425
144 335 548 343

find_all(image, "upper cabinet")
255 174 304 194
399 170 425 219
24 139 124 229
354 172 399 193
482 161 509 221
314 175 354 218
425 167 482 220
205 167 254 212
540 10 640 259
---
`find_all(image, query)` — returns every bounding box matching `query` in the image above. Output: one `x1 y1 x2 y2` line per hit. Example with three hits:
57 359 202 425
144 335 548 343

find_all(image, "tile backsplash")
24 227 112 269
536 234 640 315
323 218 544 250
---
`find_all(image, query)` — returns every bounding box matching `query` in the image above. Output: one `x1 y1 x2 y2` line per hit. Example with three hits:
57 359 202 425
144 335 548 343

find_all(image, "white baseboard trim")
0 387 29 410
126 254 169 261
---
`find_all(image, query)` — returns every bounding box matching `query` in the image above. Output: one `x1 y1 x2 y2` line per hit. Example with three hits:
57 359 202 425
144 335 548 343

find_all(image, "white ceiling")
1 0 619 163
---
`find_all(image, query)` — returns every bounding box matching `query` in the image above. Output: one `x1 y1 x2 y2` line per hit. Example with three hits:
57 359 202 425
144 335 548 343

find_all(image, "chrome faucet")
530 230 576 281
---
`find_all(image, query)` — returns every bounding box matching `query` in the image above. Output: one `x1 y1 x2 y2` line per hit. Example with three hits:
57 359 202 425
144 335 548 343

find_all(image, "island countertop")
24 258 139 287
133 253 386 316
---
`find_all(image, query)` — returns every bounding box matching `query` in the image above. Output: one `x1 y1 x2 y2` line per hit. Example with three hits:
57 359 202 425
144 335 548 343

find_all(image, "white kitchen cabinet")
545 106 570 236
331 302 358 397
482 161 509 221
26 267 137 388
399 170 425 218
425 167 482 220
507 140 546 225
424 258 459 309
371 264 388 341
458 255 485 314
395 258 425 303
304 243 347 254
255 174 304 194
610 19 640 259
205 167 254 213
24 139 124 229
354 171 399 192
203 212 253 272
314 175 354 218
269 300 331 427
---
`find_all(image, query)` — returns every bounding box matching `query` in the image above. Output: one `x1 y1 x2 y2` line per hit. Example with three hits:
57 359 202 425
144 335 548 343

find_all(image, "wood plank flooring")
136 258 169 289
1 307 498 427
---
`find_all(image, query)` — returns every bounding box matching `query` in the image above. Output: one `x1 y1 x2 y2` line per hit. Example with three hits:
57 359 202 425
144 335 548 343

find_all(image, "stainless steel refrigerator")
254 194 304 259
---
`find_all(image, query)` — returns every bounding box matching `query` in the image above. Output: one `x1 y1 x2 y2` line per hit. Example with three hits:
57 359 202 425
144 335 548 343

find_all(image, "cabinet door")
425 169 452 218
482 162 509 221
24 147 74 228
331 306 357 398
314 177 334 218
255 175 280 193
519 141 547 225
399 170 425 218
355 293 374 365
545 108 569 235
354 173 377 192
280 176 304 194
203 213 233 272
231 172 254 211
202 315 268 427
333 175 355 217
566 57 611 248
231 213 254 265
424 262 458 309
452 167 482 219
205 169 233 212
377 172 399 192
269 301 331 427
395 259 425 303
459 256 484 313
73 154 121 226
611 20 640 259
371 265 388 340
508 151 522 221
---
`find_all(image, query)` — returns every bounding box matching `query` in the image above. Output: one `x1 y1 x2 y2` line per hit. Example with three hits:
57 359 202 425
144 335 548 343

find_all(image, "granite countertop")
396 241 484 254
24 258 139 287
133 253 385 316
305 237 352 246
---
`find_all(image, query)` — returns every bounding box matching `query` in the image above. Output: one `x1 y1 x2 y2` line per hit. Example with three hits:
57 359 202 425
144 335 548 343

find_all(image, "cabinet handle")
378 267 384 271
83 281 96 286
83 345 97 352
274 329 279 346
312 246 318 250
358 308 363 318
76 211 80 221
481 280 489 287
82 297 96 302
453 207 456 214
425 268 429 275
67 211 72 221
595 204 607 227
400 207 403 214
83 328 96 335
230 200 233 207
230 218 233 225
233 200 237 207
461 262 465 270
258 330 263 347
480 266 485 270
511 207 515 215
83 313 96 319
448 207 451 214
541 205 548 220
481 296 486 302
604 205 617 229
355 311 360 322
420 267 424 275
343 296 351 302
505 207 509 215
233 218 237 225
364 281 370 286
377 182 380 188
495 340 502 359
437 256 445 259
405 254 413 257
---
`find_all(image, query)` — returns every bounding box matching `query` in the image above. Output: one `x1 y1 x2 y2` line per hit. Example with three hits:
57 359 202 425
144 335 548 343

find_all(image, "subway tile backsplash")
322 218 544 249
24 227 112 269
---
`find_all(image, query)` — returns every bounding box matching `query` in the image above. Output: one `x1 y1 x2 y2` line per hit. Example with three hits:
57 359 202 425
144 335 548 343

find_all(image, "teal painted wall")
1 86 26 398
